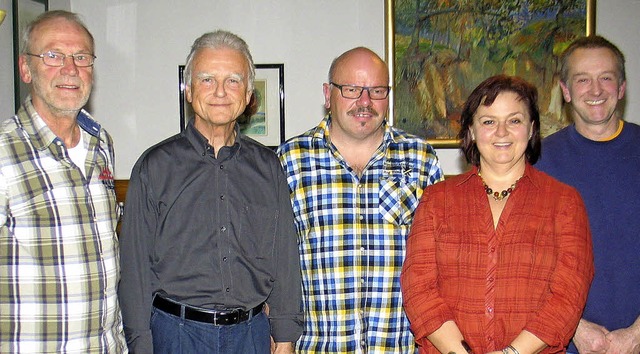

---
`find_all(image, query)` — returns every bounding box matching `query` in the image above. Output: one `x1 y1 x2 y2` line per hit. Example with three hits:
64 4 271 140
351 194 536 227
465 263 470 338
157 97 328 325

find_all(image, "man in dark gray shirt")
118 30 302 354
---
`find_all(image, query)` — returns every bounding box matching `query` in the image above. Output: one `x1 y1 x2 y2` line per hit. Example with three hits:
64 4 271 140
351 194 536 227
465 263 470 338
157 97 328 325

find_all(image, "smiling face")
19 17 94 119
186 46 252 130
323 48 389 144
471 91 533 171
561 47 626 137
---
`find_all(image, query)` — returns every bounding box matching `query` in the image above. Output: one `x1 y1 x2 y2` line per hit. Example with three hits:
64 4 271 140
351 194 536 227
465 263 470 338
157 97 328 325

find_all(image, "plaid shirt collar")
16 95 104 152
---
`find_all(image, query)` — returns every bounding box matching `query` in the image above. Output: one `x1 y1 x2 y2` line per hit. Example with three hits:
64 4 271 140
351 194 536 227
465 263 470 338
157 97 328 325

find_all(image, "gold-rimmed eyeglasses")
25 51 96 67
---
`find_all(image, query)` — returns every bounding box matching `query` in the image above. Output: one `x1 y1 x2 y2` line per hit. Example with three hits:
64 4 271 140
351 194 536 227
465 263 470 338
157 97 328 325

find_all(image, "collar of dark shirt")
183 120 241 160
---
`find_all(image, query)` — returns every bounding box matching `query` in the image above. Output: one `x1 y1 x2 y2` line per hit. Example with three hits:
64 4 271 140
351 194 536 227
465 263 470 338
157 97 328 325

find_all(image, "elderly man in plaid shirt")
277 47 443 353
0 11 126 353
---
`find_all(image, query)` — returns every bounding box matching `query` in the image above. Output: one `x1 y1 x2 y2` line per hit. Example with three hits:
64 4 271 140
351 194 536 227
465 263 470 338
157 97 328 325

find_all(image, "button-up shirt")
401 165 594 353
0 98 127 353
118 122 303 353
277 115 443 353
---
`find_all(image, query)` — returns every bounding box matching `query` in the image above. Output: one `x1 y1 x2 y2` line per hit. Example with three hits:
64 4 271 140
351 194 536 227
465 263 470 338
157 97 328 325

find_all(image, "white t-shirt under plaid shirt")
277 115 443 353
0 99 127 353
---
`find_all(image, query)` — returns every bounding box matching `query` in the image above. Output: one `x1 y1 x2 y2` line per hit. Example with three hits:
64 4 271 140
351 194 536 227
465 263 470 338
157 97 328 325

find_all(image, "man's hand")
605 321 640 354
272 341 295 354
573 319 610 354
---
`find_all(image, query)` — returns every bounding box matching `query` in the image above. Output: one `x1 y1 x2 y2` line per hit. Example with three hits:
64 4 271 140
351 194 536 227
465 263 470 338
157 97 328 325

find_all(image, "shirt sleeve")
117 157 156 354
0 171 7 226
266 162 304 342
523 186 594 348
401 186 455 348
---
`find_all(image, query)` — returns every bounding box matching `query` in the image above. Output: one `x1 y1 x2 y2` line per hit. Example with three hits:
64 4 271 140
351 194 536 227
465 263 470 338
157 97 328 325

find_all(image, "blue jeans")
151 306 270 354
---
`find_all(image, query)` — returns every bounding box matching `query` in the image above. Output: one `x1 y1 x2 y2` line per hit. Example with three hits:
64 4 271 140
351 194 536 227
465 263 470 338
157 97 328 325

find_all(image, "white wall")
69 0 384 178
597 0 640 120
1 1 638 177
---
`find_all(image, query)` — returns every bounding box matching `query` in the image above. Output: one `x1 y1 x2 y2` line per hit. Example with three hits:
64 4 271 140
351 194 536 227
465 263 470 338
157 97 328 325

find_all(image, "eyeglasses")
330 82 390 100
25 51 96 67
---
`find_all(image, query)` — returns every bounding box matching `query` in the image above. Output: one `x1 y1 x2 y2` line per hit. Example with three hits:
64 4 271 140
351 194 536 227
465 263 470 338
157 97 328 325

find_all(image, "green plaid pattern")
0 99 127 353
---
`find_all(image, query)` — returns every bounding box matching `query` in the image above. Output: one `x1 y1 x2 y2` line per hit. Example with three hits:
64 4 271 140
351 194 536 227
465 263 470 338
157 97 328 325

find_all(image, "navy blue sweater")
536 122 640 352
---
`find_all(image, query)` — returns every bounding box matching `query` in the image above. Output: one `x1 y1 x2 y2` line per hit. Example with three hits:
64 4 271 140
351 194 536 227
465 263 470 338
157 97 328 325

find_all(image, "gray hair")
21 10 94 54
184 30 255 91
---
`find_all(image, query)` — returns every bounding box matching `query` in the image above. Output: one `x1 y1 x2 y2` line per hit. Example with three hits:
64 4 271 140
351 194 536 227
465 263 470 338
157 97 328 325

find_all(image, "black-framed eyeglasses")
26 51 96 67
330 82 390 100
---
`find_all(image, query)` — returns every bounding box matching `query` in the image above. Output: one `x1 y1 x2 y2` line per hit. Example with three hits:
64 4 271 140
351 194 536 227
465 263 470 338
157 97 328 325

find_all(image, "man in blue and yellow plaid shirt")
277 47 443 353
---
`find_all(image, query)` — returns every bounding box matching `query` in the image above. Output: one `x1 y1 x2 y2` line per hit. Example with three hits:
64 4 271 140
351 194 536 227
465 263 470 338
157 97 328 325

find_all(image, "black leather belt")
153 295 264 326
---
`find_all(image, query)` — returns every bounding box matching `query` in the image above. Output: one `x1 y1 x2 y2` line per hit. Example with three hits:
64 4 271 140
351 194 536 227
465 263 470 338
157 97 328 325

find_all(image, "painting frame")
385 0 596 148
12 0 49 112
178 63 285 149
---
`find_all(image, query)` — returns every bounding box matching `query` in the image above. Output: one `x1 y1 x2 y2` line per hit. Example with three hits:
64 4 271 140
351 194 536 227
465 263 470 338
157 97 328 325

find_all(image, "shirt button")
223 257 228 262
490 247 496 253
487 306 494 313
220 195 225 200
226 287 230 292
488 277 494 282
220 165 224 169
221 226 227 232
359 215 364 221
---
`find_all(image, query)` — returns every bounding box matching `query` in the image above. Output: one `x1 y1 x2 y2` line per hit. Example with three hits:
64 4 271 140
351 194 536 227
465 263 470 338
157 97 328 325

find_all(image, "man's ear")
323 83 331 109
185 84 192 103
559 81 572 103
245 88 253 106
618 80 627 100
19 55 33 84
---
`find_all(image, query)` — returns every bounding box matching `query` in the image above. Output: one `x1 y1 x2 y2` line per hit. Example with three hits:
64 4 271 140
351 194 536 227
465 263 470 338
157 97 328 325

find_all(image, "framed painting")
178 63 285 149
12 0 48 112
178 65 190 131
385 0 596 148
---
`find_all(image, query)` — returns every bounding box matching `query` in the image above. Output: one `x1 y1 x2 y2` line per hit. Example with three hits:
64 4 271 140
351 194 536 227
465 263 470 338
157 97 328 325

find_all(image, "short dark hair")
560 35 626 83
458 75 541 166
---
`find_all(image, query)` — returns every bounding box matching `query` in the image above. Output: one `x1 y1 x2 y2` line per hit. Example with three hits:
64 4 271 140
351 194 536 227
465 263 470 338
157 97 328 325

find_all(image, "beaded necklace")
478 171 521 201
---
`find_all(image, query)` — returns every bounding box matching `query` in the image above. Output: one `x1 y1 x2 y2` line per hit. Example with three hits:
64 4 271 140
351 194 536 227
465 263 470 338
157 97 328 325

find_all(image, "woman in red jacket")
401 75 594 354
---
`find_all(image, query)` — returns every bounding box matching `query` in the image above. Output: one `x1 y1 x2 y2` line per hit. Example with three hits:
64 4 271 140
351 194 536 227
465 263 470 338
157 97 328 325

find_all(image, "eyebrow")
194 72 245 81
476 111 527 119
571 70 617 78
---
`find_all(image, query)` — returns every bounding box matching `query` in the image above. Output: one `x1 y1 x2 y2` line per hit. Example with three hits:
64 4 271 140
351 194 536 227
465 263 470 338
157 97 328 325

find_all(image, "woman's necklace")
478 171 521 201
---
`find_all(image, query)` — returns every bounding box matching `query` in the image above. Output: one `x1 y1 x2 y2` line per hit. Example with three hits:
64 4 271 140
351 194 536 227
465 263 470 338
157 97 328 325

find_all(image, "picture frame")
385 0 596 148
178 65 189 130
179 63 285 149
12 0 48 112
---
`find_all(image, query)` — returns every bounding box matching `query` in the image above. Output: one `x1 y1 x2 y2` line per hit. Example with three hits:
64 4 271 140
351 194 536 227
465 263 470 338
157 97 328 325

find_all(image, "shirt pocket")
239 205 278 265
379 177 420 226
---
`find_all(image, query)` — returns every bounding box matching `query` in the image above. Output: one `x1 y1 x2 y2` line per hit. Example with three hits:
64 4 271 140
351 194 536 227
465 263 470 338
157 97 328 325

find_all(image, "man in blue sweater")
536 36 640 354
